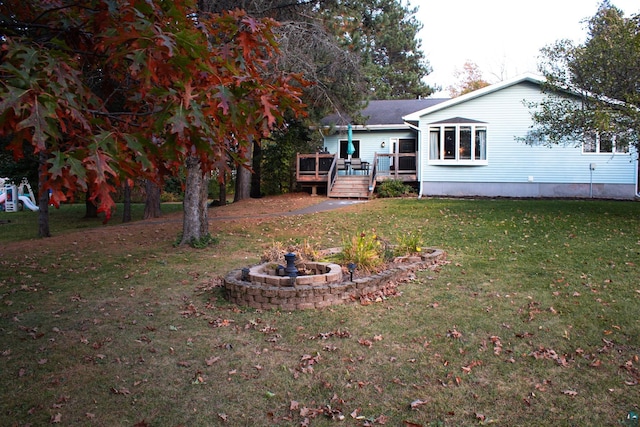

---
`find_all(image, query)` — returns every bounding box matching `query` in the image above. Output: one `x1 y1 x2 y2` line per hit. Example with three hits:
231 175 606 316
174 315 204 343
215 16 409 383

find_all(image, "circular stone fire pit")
223 248 445 310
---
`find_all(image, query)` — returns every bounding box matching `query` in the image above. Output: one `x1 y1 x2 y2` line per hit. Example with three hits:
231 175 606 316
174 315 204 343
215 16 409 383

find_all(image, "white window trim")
582 131 629 155
427 124 488 165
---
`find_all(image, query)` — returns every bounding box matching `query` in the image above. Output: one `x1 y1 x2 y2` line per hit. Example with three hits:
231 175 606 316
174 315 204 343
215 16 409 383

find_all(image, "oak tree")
0 1 307 240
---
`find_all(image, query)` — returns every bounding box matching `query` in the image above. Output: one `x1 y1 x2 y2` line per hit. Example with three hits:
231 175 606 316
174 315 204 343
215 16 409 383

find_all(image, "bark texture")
143 180 162 219
181 156 210 245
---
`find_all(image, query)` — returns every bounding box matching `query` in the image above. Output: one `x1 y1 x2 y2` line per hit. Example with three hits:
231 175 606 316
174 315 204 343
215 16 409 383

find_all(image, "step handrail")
327 154 339 195
367 153 378 197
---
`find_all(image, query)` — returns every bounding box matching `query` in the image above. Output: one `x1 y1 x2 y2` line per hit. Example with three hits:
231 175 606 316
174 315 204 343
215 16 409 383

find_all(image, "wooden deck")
296 153 418 197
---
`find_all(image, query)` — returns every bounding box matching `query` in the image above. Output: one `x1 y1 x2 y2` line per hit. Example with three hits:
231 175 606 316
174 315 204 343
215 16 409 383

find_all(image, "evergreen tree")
321 0 433 100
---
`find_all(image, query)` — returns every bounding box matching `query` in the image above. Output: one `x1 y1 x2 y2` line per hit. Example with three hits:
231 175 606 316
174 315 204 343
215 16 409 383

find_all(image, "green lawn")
0 203 184 243
1 198 639 426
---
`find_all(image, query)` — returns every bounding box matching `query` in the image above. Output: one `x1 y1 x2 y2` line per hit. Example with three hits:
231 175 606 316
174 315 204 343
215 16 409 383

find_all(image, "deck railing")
373 153 416 178
295 153 335 181
295 152 416 193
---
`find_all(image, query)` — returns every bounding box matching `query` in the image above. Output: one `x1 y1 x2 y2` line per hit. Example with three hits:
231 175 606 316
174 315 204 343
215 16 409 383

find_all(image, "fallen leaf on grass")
403 421 423 427
51 412 62 423
111 387 131 395
490 336 502 355
210 318 234 328
205 356 220 366
447 328 462 339
561 389 578 397
409 399 429 410
312 329 351 340
192 373 205 384
476 412 498 424
461 360 482 374
217 413 228 422
374 414 389 424
529 347 571 367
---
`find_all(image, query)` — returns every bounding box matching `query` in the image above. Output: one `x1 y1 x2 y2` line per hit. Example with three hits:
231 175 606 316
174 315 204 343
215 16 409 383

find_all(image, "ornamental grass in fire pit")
223 232 446 310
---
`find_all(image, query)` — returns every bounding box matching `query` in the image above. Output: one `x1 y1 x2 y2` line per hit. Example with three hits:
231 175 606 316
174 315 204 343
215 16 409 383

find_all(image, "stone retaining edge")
223 248 445 310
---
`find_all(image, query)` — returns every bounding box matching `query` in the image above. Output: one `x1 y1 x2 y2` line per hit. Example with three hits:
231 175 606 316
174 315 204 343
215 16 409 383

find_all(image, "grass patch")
0 203 184 243
1 198 639 426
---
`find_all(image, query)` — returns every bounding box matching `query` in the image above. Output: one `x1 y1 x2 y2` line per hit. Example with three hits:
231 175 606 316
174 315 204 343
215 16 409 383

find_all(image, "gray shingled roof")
320 98 449 127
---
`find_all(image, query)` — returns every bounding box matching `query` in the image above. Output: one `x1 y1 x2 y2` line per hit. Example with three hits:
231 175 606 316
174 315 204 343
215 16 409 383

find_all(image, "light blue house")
297 74 639 199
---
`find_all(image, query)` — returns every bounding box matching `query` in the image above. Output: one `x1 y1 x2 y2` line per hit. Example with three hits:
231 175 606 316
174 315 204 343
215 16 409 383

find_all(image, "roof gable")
403 73 545 121
429 117 487 125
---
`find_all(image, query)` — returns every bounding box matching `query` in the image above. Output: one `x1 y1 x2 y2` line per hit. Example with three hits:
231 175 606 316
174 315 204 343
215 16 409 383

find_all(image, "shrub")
376 179 414 198
335 230 385 272
395 231 423 256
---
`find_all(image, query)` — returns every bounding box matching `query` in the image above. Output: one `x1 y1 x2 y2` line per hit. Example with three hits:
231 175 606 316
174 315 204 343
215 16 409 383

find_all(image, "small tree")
447 61 490 97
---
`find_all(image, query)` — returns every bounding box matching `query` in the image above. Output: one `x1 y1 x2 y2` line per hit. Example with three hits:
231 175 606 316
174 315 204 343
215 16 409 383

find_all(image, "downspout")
404 121 423 199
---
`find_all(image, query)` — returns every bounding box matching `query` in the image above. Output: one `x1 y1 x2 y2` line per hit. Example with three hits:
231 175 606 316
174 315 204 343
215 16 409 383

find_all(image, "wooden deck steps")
329 175 370 199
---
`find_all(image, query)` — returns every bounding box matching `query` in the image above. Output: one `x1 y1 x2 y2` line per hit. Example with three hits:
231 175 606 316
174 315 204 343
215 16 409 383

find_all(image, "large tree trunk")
250 140 262 198
198 168 210 238
143 180 162 219
234 145 252 202
122 180 132 223
218 173 227 206
181 156 209 245
84 189 98 218
37 151 50 238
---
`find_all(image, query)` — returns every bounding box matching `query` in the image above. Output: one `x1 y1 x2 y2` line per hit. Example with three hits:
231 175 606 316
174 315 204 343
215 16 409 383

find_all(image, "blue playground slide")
18 195 39 211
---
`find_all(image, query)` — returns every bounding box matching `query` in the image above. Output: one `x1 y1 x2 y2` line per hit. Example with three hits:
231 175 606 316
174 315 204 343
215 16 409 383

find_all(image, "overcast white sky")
415 0 640 97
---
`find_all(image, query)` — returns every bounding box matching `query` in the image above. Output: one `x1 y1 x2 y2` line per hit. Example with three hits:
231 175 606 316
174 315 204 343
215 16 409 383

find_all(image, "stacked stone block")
223 249 445 310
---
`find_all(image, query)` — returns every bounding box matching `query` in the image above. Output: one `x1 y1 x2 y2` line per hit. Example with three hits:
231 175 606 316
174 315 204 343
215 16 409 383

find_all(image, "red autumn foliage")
0 0 308 219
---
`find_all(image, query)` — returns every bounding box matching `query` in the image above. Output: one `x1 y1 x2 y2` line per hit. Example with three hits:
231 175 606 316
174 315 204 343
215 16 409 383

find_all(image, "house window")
429 124 487 164
583 132 628 154
339 140 360 158
398 138 416 153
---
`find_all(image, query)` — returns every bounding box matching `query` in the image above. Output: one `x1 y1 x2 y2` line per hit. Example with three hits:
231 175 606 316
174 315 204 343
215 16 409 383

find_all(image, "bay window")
429 120 487 164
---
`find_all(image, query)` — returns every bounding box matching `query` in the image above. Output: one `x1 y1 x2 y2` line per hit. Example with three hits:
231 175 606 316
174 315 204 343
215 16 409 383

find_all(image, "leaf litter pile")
1 196 639 426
